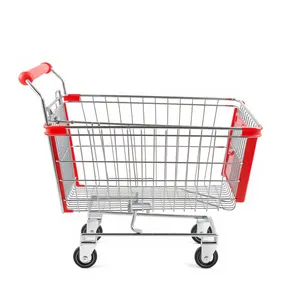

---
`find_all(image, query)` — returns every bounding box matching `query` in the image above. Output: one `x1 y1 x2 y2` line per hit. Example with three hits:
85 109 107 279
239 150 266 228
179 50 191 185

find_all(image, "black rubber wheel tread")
194 247 218 268
81 224 103 241
73 247 97 268
191 224 212 244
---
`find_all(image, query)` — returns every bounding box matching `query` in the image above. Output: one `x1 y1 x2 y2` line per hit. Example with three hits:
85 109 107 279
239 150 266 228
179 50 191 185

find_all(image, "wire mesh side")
58 127 238 212
47 95 261 213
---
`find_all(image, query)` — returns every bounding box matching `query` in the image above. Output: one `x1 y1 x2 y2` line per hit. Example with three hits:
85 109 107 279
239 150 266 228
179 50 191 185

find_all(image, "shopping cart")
19 63 262 268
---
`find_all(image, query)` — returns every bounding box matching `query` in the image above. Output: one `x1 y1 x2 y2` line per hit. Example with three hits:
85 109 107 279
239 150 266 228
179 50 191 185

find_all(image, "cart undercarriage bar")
81 233 218 237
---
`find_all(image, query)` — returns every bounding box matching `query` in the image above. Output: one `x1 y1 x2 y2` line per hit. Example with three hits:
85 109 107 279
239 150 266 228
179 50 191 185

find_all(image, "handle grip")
19 62 52 85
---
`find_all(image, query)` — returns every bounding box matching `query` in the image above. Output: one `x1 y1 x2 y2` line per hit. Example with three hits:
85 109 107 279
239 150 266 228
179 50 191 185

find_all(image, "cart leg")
201 216 218 262
73 212 102 268
191 216 213 243
87 211 103 233
80 211 103 240
79 215 100 261
73 230 98 268
196 218 211 234
194 216 219 268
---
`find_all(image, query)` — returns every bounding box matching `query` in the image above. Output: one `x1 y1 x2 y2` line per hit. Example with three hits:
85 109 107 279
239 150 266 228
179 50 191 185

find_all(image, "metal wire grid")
48 96 260 212
66 184 234 211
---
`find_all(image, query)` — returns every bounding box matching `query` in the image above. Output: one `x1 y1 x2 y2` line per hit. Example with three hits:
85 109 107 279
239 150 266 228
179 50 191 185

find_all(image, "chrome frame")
24 67 261 267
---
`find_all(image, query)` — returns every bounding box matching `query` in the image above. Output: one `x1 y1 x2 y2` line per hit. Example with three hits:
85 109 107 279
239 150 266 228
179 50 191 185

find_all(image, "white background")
1 0 299 299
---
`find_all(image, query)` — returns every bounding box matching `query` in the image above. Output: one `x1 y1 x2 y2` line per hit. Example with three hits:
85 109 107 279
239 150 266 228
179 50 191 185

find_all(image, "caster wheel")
81 224 103 241
73 247 97 268
194 247 218 268
191 224 212 244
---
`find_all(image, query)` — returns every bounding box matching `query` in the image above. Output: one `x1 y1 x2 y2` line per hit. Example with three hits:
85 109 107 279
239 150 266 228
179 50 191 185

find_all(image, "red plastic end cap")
44 125 67 136
41 62 52 73
19 72 34 85
64 94 81 102
242 126 263 138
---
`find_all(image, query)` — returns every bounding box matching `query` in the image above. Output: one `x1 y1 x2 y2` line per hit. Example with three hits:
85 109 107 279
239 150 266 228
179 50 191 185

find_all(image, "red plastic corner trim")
64 94 81 102
44 125 67 136
50 136 73 213
232 114 262 137
235 138 258 202
223 110 262 203
242 126 263 138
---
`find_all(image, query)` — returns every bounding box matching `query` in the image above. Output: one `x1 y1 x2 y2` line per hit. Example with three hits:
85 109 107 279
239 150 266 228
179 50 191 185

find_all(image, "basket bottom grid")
66 182 236 212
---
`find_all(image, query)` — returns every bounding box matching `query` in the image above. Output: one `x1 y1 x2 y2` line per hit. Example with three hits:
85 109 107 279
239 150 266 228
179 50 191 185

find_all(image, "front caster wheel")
81 224 103 241
194 247 218 268
191 224 212 244
73 247 97 268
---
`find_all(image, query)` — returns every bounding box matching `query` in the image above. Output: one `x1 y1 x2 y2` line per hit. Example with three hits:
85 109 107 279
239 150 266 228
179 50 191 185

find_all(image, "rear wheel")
81 224 103 241
191 224 212 244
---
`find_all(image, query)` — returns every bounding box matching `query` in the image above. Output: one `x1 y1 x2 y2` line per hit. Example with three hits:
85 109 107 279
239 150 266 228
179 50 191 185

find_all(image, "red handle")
19 62 52 85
